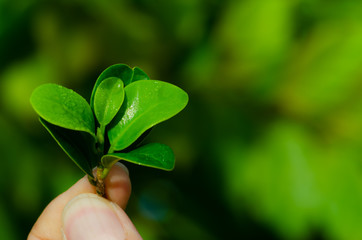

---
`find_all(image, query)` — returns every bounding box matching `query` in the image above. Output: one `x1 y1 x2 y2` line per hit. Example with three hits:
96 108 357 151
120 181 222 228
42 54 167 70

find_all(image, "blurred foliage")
1 0 362 239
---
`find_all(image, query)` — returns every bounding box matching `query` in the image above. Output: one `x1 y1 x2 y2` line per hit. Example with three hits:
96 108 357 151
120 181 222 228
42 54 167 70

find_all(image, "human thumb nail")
62 193 128 240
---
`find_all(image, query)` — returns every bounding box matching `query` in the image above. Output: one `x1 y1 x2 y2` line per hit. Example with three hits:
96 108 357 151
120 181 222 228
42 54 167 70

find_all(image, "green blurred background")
1 0 362 239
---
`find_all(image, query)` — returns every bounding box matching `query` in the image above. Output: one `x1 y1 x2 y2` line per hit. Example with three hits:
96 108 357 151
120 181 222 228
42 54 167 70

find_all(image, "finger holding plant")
30 64 188 196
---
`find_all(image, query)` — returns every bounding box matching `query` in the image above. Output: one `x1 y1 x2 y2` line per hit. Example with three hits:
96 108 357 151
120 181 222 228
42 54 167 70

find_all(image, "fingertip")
62 193 141 240
105 162 132 209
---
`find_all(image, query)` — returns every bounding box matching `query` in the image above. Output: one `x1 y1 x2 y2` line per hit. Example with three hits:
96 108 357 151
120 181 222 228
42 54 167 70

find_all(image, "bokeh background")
1 0 362 239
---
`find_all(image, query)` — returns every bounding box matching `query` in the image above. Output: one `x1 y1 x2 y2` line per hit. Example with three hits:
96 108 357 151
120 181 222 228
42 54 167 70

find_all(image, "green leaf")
121 128 153 152
94 77 125 126
30 84 96 138
108 80 189 152
102 143 175 176
132 66 150 81
39 118 97 177
91 64 133 110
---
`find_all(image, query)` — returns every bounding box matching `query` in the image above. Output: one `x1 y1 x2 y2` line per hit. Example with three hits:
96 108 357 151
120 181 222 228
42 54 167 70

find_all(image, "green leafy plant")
30 64 188 196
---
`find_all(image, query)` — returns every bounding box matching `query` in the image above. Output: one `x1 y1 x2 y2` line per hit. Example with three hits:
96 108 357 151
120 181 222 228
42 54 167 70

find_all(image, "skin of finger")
62 193 142 240
109 201 143 240
28 163 131 240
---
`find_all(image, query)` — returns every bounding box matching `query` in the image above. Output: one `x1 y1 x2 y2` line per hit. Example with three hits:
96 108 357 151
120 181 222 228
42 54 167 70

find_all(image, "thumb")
62 193 142 240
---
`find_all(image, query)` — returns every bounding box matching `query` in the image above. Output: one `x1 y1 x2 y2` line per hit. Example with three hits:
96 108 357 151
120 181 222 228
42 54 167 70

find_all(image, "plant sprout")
30 64 188 196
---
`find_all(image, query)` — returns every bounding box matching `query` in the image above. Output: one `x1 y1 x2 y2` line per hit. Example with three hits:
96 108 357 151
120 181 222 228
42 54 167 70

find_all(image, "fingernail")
62 193 125 240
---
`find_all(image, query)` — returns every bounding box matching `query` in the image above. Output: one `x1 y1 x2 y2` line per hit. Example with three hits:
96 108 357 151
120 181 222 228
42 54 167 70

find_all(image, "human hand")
28 163 142 240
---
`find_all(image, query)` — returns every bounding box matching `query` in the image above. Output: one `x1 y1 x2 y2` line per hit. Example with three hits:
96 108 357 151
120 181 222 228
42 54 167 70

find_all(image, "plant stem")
95 125 108 197
108 146 114 154
95 166 105 197
97 125 106 155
